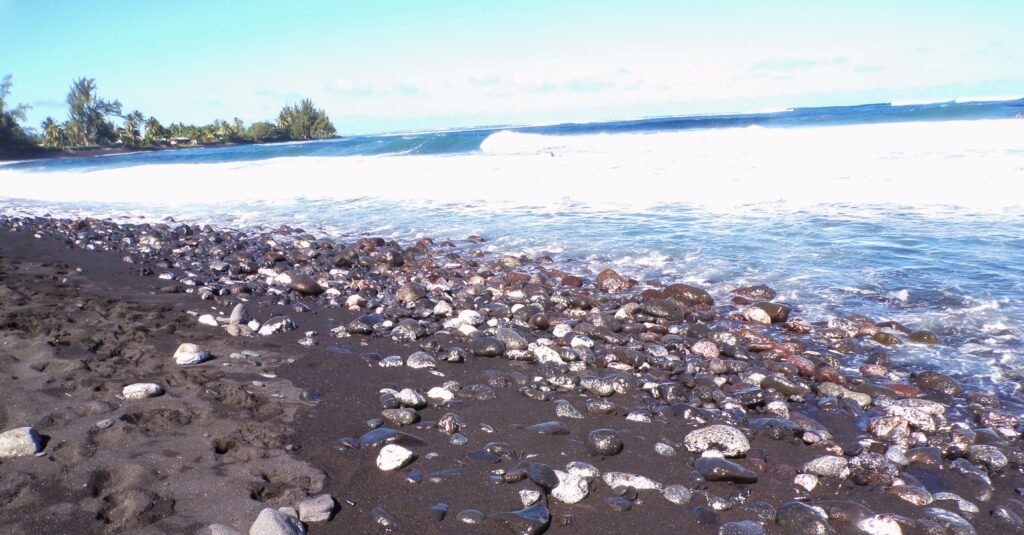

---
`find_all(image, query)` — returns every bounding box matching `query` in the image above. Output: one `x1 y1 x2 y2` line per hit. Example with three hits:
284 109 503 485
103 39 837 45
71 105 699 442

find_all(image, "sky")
2 0 1023 135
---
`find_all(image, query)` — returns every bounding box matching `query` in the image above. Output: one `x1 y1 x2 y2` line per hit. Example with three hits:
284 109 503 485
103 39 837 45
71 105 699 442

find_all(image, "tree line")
1 74 336 152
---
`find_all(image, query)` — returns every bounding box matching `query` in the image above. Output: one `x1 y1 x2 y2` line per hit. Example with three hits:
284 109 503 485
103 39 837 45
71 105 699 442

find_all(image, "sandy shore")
1 217 1022 534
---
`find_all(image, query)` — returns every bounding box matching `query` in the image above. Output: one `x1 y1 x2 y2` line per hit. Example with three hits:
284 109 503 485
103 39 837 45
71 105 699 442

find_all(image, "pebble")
775 502 835 535
526 421 570 435
684 424 750 457
551 469 589 504
586 428 624 456
554 400 584 419
406 351 437 369
661 484 693 505
456 509 485 524
173 342 210 365
377 444 417 471
0 426 43 458
720 521 767 535
694 457 758 484
655 442 676 457
379 355 404 367
395 388 427 409
794 473 819 492
122 382 164 400
489 504 550 535
427 386 454 402
602 471 661 491
371 505 400 529
519 489 543 507
229 303 250 324
198 314 219 326
298 494 336 523
249 508 305 535
801 456 850 478
258 316 297 336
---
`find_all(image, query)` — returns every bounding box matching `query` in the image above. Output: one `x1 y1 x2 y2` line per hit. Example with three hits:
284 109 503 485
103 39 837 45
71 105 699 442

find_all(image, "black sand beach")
1 217 1022 535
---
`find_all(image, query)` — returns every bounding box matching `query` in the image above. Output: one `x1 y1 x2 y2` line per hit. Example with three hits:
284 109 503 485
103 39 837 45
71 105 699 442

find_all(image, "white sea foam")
2 119 1023 215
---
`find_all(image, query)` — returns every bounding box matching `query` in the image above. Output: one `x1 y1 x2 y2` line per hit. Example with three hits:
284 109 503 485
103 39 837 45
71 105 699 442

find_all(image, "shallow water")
2 110 1023 400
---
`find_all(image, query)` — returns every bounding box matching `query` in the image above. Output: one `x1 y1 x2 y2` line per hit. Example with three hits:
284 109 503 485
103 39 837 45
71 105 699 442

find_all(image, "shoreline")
0 137 343 163
0 215 1021 534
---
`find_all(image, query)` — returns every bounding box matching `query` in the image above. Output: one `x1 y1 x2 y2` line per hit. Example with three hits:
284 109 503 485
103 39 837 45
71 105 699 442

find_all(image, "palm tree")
144 116 165 145
40 117 63 147
119 109 144 145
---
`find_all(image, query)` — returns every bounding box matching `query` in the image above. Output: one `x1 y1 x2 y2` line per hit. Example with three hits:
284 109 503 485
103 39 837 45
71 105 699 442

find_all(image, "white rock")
0 427 43 458
377 444 416 471
566 461 601 480
457 324 478 336
743 306 772 324
122 383 164 400
345 294 366 309
519 489 542 507
198 314 219 327
406 351 437 369
794 473 819 491
684 424 750 457
379 355 404 368
427 387 454 402
173 343 210 365
533 345 563 364
298 494 336 523
433 301 454 316
857 514 904 535
458 309 484 326
602 471 662 491
249 507 305 535
258 316 297 336
552 324 573 338
248 319 262 332
551 469 589 504
570 335 594 349
395 388 427 408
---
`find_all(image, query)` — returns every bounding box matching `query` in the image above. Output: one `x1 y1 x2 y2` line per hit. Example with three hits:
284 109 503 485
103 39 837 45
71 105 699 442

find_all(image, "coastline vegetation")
1 74 336 158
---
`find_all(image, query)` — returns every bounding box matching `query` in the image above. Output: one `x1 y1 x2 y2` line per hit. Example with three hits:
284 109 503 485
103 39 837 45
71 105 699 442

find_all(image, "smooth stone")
754 301 790 322
526 421 570 435
550 469 589 504
586 428 624 456
602 471 661 490
695 457 758 484
456 509 486 524
429 502 448 522
298 494 336 523
395 388 427 409
358 428 426 448
258 316 297 336
198 314 219 326
909 330 941 344
288 273 323 295
923 507 976 535
470 336 506 357
776 502 835 535
554 400 584 419
527 463 559 490
801 456 850 478
519 489 543 507
377 444 417 471
122 383 164 400
655 442 677 457
371 505 400 529
0 427 43 458
173 342 210 365
406 351 437 369
604 496 632 512
684 425 750 457
230 303 251 324
381 408 419 426
720 520 767 535
490 504 550 535
249 508 305 535
662 485 693 505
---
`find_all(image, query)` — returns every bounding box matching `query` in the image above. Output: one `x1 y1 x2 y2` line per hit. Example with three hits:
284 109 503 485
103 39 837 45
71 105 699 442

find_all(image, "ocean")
2 98 1023 401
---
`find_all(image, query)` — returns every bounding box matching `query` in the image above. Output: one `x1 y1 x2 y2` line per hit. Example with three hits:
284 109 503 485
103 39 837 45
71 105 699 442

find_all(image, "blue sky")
2 0 1022 134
